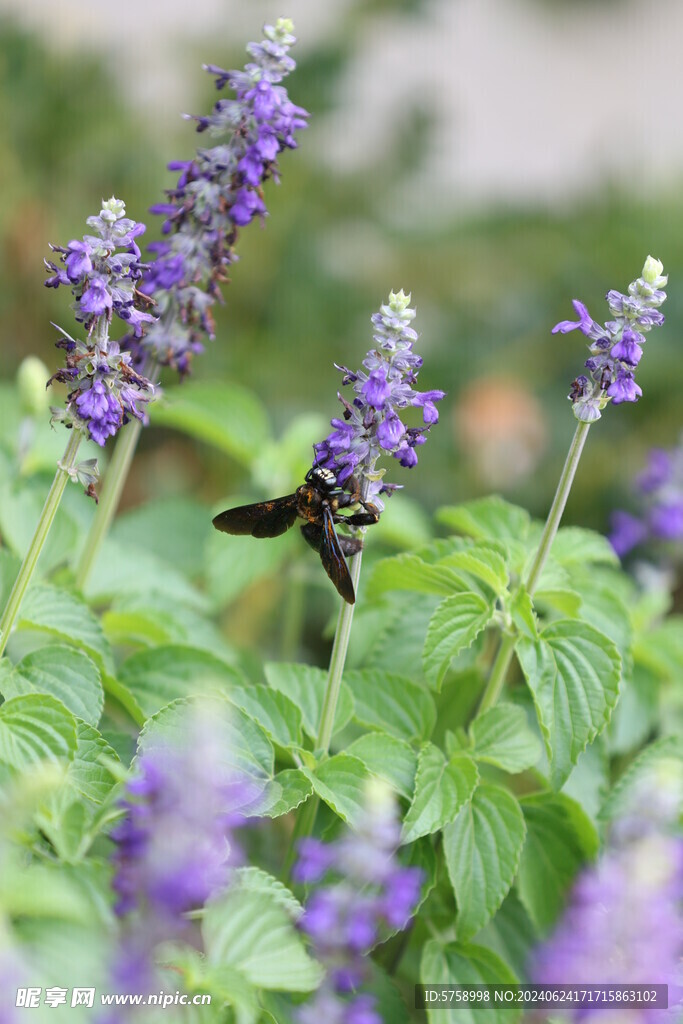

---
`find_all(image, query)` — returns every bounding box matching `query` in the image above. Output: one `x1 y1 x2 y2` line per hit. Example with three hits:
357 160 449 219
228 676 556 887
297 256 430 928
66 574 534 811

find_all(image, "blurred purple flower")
609 435 683 563
294 781 423 1024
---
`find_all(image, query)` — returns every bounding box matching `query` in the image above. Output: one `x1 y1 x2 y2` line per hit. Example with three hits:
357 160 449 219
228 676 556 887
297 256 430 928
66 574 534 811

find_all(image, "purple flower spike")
556 257 667 422
313 290 444 514
295 780 423 1024
45 199 155 477
131 19 308 377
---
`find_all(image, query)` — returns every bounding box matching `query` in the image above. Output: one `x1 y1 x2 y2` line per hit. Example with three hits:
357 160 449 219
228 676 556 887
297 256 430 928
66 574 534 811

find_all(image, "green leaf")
443 783 526 940
516 792 598 932
469 704 541 774
205 527 296 608
551 526 619 567
203 875 322 992
633 616 683 680
151 381 271 466
516 620 621 788
111 496 211 577
424 593 494 689
343 669 436 742
567 568 632 663
138 696 274 784
0 481 79 575
420 939 520 1024
0 694 77 769
402 745 479 843
64 720 120 804
264 662 354 740
599 735 682 822
437 496 530 544
369 554 465 597
0 645 103 727
82 539 208 611
364 593 441 683
118 645 244 719
440 545 509 596
509 586 538 639
258 769 313 818
229 685 303 749
302 753 372 824
18 584 114 675
345 733 417 799
476 891 538 981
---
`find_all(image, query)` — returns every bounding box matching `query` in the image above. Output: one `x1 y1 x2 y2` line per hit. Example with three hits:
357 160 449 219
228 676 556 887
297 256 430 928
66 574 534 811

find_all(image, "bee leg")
343 510 380 527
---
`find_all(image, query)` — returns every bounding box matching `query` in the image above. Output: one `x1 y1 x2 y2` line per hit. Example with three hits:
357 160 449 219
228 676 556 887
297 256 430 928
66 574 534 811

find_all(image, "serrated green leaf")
203 878 322 992
560 738 609 822
443 783 526 940
516 620 621 788
258 769 313 818
551 526 619 567
437 497 530 544
138 696 274 784
0 645 103 727
118 645 244 719
469 704 541 774
420 939 520 1024
151 381 271 466
440 545 509 596
345 733 417 799
369 554 465 597
516 792 598 932
402 745 479 843
343 669 436 743
302 753 372 824
423 593 494 689
65 720 120 804
364 593 441 683
567 568 633 663
264 662 353 740
0 694 77 770
18 585 114 675
229 685 303 749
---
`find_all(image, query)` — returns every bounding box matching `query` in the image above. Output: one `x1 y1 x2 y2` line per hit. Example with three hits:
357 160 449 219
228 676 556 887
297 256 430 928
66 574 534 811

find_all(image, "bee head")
307 465 337 492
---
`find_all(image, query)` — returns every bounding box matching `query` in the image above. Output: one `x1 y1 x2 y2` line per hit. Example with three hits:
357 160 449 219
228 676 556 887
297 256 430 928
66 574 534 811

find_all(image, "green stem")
477 419 591 715
284 543 365 878
74 416 143 591
0 430 82 658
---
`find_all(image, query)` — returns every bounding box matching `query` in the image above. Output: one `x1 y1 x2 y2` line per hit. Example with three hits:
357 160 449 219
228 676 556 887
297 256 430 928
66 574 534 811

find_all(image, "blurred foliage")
1 10 683 574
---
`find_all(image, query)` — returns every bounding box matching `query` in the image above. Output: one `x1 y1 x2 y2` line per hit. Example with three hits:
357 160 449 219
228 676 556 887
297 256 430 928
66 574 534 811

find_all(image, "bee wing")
212 495 299 538
318 505 355 604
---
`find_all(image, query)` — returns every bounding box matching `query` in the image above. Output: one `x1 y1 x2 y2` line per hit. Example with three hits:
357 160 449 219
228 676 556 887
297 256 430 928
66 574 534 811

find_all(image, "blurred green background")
1 0 682 581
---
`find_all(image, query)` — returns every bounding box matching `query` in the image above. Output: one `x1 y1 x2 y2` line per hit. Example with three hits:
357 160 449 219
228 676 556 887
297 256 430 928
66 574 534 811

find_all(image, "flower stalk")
477 257 667 717
0 430 81 659
74 416 144 591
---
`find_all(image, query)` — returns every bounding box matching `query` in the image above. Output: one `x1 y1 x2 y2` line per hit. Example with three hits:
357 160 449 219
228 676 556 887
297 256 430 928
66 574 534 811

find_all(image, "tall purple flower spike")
130 18 309 376
313 290 445 511
554 256 667 422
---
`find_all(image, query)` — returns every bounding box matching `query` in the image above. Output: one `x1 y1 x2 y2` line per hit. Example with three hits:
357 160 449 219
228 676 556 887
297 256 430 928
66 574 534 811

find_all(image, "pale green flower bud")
17 357 49 417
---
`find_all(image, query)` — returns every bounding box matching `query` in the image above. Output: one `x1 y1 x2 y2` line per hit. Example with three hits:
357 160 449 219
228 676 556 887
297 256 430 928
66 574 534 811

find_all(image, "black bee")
212 466 380 604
